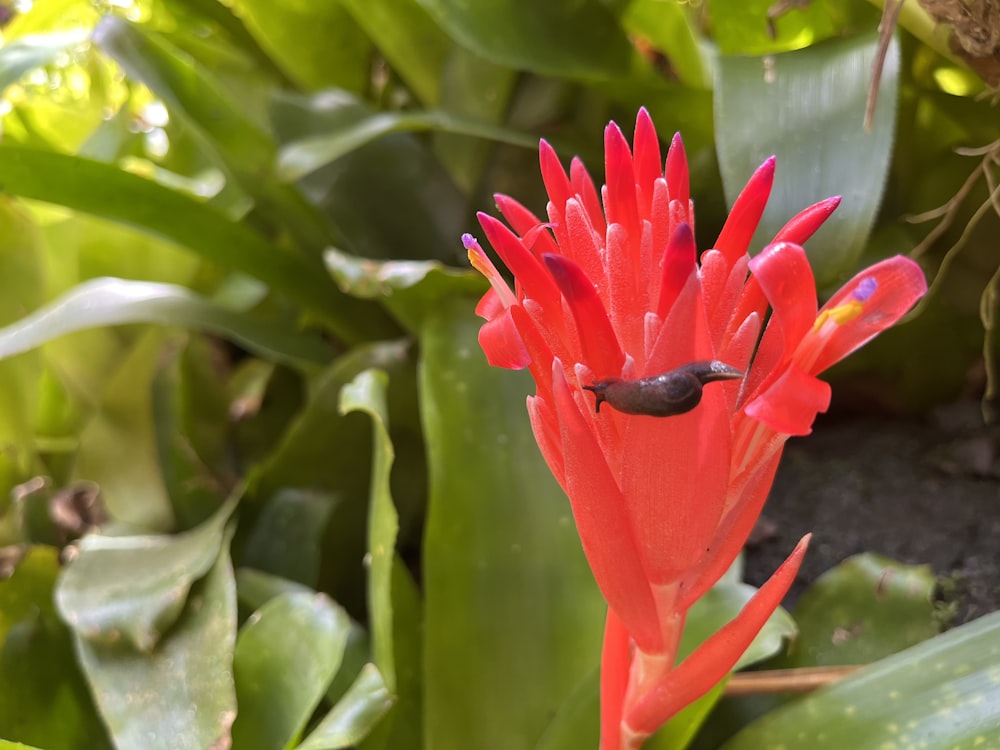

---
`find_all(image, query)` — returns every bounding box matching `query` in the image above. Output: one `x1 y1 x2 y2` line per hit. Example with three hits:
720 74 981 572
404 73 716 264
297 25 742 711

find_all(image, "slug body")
582 360 743 417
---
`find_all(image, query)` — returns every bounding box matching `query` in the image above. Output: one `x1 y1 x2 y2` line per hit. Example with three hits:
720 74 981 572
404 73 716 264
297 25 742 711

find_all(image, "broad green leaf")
276 108 535 183
55 494 237 650
708 0 866 56
339 369 398 692
227 0 369 93
0 28 91 93
0 277 333 369
0 741 47 750
235 568 314 613
780 554 938 667
339 0 452 105
416 0 634 79
240 489 338 589
715 30 899 284
298 664 394 750
721 611 1000 750
420 297 605 749
72 537 239 750
0 144 392 343
232 591 351 750
0 547 111 750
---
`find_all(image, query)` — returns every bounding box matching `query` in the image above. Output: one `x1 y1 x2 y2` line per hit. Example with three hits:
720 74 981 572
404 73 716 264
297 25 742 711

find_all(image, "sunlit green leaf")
0 27 91 93
0 144 392 343
715 30 899 284
416 0 635 78
232 591 351 750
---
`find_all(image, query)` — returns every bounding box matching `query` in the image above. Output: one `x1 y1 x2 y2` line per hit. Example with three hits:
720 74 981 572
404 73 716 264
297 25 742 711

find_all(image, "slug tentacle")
583 360 743 417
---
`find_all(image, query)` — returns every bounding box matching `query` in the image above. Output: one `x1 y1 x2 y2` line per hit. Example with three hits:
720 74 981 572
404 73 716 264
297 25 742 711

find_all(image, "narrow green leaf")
715 30 899 284
277 109 535 183
73 537 239 750
298 664 394 750
339 369 398 692
0 144 392 343
0 277 333 369
420 298 605 749
232 592 351 750
722 612 1000 749
415 0 634 79
55 494 237 651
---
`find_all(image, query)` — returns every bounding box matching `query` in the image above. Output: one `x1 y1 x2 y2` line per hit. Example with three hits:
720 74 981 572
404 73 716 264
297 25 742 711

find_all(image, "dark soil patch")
744 400 1000 623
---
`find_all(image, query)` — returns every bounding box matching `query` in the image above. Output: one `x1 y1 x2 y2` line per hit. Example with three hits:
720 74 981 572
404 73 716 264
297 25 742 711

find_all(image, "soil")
743 400 1000 624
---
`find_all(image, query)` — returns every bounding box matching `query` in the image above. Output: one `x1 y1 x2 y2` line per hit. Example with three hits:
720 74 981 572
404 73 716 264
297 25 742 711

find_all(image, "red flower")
464 109 926 749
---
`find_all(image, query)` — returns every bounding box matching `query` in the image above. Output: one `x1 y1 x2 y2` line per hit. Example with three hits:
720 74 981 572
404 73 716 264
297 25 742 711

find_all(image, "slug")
582 361 743 417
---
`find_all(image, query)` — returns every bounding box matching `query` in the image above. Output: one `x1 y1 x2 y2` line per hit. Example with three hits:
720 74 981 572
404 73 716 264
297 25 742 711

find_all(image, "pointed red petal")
773 196 841 245
604 121 641 242
664 133 689 207
570 156 606 232
540 139 572 207
633 108 662 219
544 253 625 376
478 212 565 315
714 157 775 264
657 222 698 317
810 255 927 374
493 194 560 257
624 535 810 734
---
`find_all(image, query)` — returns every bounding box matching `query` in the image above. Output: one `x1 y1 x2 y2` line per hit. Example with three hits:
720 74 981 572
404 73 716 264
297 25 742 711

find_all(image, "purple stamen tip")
462 233 477 249
854 277 877 302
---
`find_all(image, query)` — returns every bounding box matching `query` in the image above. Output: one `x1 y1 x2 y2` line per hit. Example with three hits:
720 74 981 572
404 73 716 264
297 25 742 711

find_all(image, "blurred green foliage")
0 1 997 748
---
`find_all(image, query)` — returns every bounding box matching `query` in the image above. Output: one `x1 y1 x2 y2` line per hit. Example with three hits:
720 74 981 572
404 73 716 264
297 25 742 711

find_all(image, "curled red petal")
477 307 531 370
714 157 775 265
544 253 625 376
749 242 818 352
624 535 810 735
744 364 831 436
773 196 841 245
810 255 927 374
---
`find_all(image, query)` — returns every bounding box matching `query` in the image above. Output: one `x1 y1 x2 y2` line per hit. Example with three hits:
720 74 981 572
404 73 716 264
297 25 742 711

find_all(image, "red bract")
464 109 927 749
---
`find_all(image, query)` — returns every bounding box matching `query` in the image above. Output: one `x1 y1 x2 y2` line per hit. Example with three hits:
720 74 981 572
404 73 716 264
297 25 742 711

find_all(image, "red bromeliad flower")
463 109 927 749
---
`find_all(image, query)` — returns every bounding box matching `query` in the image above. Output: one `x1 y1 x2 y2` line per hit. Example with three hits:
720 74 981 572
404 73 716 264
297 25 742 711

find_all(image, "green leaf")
240 489 338 589
708 0 871 56
226 0 370 93
416 0 635 79
298 664 394 750
420 297 606 749
71 535 238 750
339 0 452 105
781 554 938 667
231 591 351 750
0 144 391 343
715 30 899 284
339 369 399 692
55 494 237 650
0 277 334 369
622 0 709 88
277 109 535 183
0 27 91 93
720 611 1000 750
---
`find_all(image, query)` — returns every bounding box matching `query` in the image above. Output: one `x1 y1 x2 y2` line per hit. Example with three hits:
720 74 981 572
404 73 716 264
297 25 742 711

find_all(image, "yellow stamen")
813 300 863 332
